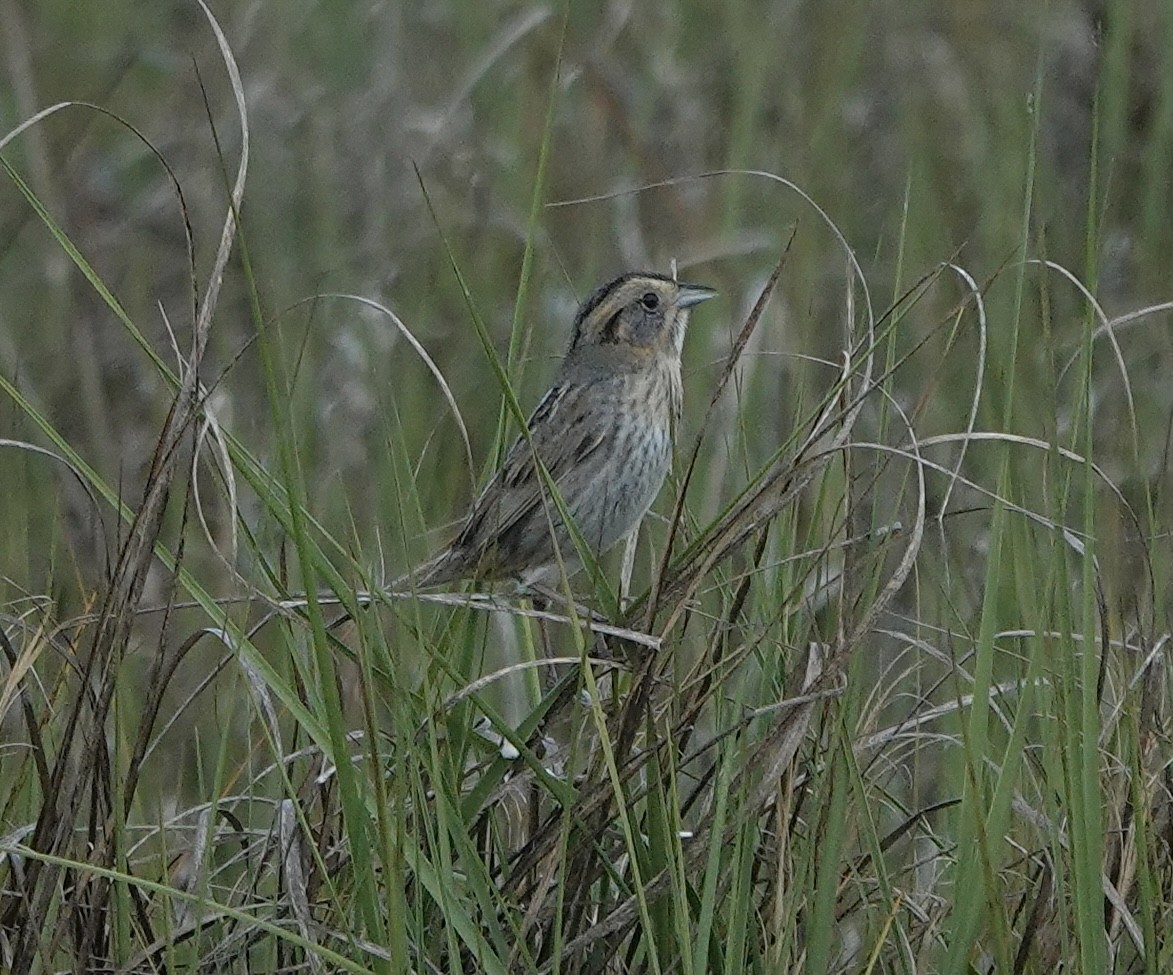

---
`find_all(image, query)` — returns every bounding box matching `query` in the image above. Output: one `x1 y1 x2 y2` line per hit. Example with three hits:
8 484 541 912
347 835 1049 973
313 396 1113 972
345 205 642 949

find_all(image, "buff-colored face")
567 272 716 357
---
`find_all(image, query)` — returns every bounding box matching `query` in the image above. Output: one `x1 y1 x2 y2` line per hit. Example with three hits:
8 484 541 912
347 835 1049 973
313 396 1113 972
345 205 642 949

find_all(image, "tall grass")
2 1 1172 973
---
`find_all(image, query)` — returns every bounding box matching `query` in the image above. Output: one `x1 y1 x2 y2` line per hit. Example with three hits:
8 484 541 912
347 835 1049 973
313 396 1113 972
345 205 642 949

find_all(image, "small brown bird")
405 271 716 589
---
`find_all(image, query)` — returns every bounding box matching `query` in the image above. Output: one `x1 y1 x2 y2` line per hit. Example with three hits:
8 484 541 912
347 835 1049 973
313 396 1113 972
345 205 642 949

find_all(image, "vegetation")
1 1 1171 972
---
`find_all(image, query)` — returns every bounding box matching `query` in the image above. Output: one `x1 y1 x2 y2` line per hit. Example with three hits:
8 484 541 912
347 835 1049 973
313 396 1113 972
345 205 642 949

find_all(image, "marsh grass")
2 2 1173 973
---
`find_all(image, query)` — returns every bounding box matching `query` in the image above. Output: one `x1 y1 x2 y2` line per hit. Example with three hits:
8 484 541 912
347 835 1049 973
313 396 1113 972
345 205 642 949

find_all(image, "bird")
402 271 716 591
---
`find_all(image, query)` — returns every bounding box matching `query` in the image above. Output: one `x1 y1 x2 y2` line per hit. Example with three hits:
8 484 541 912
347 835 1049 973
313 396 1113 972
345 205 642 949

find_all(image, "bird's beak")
676 283 718 308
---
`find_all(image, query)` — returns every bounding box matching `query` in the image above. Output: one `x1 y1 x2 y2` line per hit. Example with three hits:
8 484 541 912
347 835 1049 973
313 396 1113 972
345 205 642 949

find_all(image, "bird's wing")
452 379 610 553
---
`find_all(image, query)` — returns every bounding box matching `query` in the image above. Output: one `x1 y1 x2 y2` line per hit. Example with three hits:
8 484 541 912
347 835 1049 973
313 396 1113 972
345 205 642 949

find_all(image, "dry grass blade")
7 8 1173 974
433 656 622 716
420 6 554 164
655 233 879 629
0 439 112 575
282 589 663 650
648 229 796 625
0 624 53 791
654 349 856 625
312 293 476 491
531 650 832 971
3 4 247 970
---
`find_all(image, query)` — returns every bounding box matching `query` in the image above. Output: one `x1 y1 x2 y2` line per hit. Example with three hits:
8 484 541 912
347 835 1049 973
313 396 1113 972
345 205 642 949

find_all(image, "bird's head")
567 271 716 361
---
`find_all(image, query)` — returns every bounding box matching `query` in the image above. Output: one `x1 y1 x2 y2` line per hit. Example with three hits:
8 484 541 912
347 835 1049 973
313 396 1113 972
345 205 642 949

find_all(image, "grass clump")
2 2 1173 973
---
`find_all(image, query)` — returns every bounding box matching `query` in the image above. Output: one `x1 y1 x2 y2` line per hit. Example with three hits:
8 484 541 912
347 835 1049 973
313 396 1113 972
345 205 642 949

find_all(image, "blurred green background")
1 0 1171 644
4 3 1173 970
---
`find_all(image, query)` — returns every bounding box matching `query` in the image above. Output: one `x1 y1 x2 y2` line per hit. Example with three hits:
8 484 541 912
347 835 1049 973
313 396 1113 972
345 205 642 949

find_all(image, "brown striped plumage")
407 272 715 588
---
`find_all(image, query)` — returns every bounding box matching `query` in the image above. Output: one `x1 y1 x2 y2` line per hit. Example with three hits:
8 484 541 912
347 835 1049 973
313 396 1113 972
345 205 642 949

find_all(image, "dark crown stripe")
571 270 675 334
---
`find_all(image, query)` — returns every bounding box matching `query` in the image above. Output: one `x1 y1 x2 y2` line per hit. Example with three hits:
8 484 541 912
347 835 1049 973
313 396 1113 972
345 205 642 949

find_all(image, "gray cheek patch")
634 308 665 345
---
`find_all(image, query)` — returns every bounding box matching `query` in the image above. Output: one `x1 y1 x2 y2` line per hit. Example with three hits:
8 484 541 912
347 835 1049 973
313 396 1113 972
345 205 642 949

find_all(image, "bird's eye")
639 292 660 311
